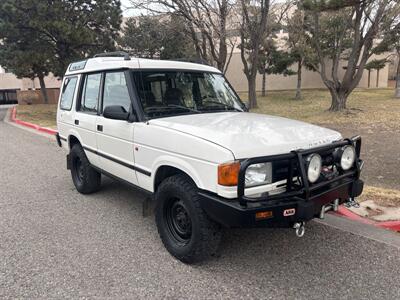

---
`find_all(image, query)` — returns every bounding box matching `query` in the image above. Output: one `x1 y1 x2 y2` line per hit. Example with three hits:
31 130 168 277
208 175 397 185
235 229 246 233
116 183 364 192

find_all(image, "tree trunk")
367 70 371 88
295 60 302 100
38 74 49 104
261 70 266 97
248 75 258 109
395 53 400 98
329 89 347 111
376 69 379 88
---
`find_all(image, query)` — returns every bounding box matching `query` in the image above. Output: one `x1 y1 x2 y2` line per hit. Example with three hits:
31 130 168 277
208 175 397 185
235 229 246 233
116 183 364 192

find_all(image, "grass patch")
240 88 400 129
16 89 400 131
359 186 400 207
16 104 57 129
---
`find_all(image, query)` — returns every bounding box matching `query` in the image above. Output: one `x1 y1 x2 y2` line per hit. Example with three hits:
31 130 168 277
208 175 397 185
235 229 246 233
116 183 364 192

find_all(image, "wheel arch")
67 129 83 150
153 162 202 193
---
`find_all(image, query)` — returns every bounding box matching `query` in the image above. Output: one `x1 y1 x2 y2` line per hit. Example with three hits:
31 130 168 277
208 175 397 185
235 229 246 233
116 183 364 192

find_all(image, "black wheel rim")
165 198 192 245
73 157 85 184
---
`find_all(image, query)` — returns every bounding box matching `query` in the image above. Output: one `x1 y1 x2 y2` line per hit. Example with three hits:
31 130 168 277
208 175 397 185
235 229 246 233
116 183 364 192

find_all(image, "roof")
64 57 221 76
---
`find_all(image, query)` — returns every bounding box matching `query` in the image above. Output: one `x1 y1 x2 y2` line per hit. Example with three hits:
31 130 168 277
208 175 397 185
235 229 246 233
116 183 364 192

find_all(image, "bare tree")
285 8 317 100
131 0 237 73
239 0 271 109
376 20 400 97
304 0 400 111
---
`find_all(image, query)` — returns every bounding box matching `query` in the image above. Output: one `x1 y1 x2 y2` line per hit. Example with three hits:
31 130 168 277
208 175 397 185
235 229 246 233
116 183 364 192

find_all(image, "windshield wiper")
201 100 242 112
167 104 202 113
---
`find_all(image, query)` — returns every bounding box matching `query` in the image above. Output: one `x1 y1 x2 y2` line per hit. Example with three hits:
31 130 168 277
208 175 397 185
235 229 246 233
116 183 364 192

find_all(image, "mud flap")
350 179 364 198
66 154 71 170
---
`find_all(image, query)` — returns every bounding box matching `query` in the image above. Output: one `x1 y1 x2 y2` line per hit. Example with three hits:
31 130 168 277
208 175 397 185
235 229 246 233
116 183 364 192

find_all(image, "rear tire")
155 174 222 264
70 144 101 194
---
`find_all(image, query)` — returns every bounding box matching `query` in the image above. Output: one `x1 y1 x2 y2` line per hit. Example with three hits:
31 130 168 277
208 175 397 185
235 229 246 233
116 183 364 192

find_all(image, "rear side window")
102 72 131 112
80 73 101 112
60 77 78 110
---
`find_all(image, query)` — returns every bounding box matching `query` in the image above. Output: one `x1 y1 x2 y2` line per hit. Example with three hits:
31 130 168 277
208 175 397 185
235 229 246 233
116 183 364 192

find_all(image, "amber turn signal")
218 161 240 186
255 211 273 220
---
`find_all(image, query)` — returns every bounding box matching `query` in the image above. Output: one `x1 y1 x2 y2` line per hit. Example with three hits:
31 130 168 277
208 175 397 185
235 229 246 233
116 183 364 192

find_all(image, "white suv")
56 52 364 263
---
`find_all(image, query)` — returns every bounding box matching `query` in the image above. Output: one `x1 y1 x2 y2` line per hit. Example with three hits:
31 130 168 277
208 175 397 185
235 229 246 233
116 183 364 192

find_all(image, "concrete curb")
10 107 57 136
334 205 400 232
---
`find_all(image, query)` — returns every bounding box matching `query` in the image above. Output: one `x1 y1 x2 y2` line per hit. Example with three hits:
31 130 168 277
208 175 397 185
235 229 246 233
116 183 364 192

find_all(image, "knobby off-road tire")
70 144 101 194
155 174 222 264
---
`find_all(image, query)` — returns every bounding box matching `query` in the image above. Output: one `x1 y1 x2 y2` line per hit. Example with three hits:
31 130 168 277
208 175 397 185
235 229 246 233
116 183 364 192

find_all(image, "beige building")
0 67 61 103
224 30 389 92
225 52 389 93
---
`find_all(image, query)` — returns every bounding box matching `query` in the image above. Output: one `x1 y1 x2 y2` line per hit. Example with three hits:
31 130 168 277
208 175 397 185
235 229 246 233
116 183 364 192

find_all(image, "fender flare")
152 156 205 190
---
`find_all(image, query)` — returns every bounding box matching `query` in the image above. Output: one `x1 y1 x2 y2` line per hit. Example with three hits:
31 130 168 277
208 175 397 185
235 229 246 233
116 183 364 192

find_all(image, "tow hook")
293 222 305 237
344 197 360 208
319 198 339 219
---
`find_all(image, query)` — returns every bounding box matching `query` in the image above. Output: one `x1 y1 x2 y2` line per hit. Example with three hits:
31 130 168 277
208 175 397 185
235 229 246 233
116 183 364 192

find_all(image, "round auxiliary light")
340 145 356 170
307 153 322 183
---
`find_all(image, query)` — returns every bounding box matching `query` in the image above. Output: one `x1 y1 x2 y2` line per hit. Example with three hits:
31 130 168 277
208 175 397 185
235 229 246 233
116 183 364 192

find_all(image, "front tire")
70 144 101 194
155 175 222 264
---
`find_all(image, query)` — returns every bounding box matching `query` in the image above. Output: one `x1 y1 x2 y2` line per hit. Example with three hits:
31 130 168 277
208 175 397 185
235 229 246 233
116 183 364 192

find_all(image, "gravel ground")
325 124 400 191
1 109 400 299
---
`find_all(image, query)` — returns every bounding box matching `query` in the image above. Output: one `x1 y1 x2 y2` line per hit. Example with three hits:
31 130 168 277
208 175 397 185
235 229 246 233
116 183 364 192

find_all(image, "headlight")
245 163 272 187
340 145 355 170
306 154 322 183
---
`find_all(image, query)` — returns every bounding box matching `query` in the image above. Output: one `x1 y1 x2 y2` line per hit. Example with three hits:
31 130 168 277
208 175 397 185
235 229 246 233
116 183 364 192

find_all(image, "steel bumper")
199 178 364 228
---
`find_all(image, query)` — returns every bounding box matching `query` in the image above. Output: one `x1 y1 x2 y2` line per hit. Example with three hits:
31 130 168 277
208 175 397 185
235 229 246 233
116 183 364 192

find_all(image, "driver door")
95 70 139 185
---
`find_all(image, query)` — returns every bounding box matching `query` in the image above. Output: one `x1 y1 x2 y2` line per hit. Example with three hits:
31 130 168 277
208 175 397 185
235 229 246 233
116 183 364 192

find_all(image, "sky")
120 0 132 16
120 0 144 16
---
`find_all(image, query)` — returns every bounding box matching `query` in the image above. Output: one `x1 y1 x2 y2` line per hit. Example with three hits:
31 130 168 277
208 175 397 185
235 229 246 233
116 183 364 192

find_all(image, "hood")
149 112 342 159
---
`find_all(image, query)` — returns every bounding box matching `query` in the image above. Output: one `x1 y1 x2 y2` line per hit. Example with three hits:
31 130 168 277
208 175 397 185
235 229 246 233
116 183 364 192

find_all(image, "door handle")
97 125 103 132
74 119 79 125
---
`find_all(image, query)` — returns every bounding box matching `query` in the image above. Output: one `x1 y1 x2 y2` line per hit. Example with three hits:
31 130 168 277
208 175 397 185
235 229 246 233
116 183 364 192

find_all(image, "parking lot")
1 108 400 299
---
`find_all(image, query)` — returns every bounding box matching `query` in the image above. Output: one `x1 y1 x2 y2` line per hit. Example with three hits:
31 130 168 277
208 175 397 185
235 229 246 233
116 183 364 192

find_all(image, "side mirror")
243 101 249 112
103 105 130 121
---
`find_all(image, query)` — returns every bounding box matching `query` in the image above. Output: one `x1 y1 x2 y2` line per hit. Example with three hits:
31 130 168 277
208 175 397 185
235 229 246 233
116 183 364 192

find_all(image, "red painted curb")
11 106 17 121
15 119 39 130
38 127 58 135
378 221 400 231
10 107 57 136
335 205 400 232
335 206 374 224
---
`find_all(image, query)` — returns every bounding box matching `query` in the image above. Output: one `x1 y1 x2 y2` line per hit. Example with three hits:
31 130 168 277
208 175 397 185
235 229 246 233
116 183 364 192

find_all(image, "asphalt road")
1 108 400 299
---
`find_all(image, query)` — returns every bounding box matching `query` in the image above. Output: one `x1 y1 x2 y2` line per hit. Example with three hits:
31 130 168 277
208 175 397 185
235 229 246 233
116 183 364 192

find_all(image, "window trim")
131 70 247 120
59 76 78 111
76 71 103 115
100 70 132 116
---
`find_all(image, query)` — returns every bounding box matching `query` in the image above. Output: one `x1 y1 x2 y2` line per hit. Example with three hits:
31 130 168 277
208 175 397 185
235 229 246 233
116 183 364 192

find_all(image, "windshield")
132 70 245 119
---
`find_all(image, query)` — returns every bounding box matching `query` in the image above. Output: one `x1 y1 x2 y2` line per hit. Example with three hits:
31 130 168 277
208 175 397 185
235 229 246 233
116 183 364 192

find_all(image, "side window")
102 72 131 112
80 73 101 112
60 77 78 110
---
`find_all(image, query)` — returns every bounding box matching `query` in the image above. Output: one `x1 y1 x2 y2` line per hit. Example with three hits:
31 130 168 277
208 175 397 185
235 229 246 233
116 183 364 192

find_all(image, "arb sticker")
283 208 296 216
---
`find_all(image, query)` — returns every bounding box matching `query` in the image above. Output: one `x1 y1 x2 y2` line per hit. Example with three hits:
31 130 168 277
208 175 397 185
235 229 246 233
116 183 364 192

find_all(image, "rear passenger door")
57 75 79 141
74 72 102 166
95 71 139 185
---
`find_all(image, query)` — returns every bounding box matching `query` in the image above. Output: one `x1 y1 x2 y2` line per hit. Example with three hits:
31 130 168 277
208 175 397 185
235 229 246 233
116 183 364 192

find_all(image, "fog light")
306 153 322 183
340 145 356 170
